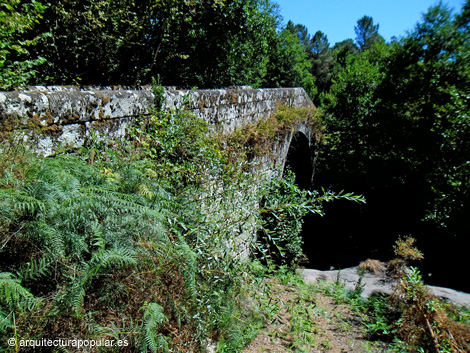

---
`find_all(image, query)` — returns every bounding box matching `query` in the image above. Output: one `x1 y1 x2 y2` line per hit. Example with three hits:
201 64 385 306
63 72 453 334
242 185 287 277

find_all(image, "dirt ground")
242 279 390 353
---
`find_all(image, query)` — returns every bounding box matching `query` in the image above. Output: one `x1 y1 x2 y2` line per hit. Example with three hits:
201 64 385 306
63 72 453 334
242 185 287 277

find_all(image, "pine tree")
355 15 383 51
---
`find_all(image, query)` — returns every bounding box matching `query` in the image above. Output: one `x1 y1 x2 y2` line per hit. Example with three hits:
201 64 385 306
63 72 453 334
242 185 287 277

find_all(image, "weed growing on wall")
226 104 324 160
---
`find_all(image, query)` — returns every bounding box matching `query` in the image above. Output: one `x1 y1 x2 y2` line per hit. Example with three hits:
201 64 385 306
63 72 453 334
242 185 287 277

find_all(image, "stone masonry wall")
0 86 313 156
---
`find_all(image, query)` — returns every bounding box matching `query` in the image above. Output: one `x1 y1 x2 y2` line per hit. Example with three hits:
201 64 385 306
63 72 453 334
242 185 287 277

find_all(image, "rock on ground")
300 267 470 307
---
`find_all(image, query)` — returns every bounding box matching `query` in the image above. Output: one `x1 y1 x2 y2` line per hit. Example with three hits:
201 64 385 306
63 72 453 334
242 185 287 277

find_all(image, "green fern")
0 188 45 216
141 302 169 353
138 182 155 200
20 255 53 281
62 244 139 315
0 308 12 332
63 264 91 315
0 272 36 337
174 241 197 301
0 272 32 305
99 248 138 270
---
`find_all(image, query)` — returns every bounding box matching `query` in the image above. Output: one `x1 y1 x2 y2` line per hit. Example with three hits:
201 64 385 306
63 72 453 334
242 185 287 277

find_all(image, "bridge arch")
283 130 314 190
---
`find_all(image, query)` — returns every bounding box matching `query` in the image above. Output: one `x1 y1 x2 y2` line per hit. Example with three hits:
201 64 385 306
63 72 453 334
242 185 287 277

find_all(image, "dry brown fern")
358 259 386 275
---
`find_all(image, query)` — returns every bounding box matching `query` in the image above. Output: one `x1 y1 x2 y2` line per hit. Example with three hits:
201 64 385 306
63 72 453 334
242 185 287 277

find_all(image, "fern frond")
62 230 88 259
63 188 164 220
91 226 106 253
98 247 138 270
141 303 169 353
27 221 66 257
0 272 33 305
138 183 155 200
68 275 88 315
0 309 12 332
0 189 45 215
20 255 53 281
38 182 69 203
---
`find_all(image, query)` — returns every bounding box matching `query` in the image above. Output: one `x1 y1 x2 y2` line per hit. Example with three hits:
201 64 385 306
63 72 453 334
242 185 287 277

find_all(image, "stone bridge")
0 86 317 187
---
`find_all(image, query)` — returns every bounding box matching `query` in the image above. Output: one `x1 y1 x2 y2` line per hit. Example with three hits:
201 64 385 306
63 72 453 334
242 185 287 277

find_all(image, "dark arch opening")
283 132 313 190
283 132 320 267
283 131 368 269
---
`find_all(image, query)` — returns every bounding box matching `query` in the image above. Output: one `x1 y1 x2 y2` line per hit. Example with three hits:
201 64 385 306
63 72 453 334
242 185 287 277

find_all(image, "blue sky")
273 0 466 45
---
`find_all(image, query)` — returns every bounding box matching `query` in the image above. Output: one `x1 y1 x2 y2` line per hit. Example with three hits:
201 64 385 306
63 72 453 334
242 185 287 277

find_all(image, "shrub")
391 267 470 352
256 170 310 268
358 259 386 275
359 238 470 352
0 0 49 90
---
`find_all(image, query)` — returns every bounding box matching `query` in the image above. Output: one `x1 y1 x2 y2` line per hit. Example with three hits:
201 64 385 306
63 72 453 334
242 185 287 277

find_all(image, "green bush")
0 0 49 90
257 170 309 268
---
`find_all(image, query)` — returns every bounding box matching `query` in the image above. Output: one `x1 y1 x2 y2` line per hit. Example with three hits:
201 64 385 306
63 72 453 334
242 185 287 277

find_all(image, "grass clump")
358 259 386 275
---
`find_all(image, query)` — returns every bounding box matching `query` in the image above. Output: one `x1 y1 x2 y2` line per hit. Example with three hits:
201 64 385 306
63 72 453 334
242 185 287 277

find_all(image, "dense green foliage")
263 0 470 292
263 26 317 98
319 2 470 231
0 0 49 89
0 0 318 92
1 0 470 349
31 0 278 87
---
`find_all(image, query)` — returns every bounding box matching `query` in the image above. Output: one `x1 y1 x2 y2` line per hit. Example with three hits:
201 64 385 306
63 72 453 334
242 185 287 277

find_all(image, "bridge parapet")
0 86 313 156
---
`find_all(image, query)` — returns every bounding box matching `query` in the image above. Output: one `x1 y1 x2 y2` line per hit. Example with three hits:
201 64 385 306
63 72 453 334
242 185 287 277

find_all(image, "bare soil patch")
243 279 390 353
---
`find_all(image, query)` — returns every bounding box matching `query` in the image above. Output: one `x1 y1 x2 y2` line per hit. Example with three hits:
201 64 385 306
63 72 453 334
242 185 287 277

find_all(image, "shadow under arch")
282 131 313 190
282 131 319 267
282 130 359 269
